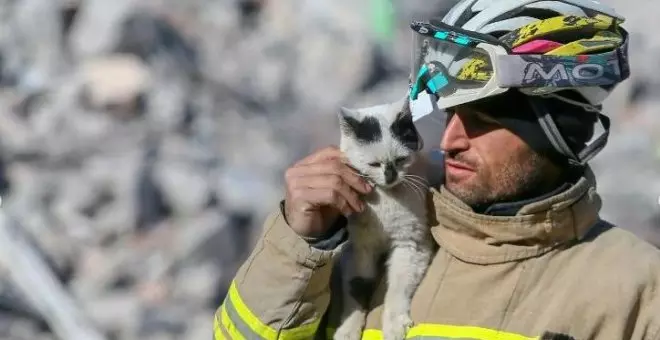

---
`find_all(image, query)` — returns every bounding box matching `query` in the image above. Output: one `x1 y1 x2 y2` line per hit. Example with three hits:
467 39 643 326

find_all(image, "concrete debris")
0 0 656 339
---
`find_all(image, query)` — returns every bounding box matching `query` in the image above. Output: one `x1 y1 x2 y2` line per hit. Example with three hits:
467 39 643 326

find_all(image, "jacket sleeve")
213 202 347 340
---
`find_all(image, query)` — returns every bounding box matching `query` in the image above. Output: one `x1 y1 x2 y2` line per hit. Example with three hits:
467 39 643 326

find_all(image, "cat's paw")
382 311 413 340
333 324 363 340
333 313 365 340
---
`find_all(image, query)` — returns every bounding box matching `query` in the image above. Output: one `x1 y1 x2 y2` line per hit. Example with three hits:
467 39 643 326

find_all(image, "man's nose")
440 113 470 152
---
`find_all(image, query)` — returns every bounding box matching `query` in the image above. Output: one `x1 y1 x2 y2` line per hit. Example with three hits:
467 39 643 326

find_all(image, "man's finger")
294 146 341 166
290 175 364 213
287 161 372 194
290 187 355 217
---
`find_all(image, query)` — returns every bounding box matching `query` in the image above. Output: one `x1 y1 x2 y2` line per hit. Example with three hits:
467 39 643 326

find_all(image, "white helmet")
410 0 631 164
437 0 628 107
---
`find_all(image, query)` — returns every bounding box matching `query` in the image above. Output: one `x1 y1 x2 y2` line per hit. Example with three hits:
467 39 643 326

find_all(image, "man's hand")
283 146 372 238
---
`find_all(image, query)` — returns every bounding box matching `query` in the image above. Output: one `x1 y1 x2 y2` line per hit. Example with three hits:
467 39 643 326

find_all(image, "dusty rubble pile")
0 0 656 339
0 0 443 339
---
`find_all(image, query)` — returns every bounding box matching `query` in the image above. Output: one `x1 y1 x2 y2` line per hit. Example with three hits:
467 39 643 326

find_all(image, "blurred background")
0 0 656 339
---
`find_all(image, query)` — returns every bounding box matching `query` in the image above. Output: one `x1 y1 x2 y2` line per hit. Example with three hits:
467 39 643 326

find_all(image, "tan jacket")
214 172 660 340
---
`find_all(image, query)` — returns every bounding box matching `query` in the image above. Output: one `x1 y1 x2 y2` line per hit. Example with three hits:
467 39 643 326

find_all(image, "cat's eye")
368 162 381 167
394 157 408 165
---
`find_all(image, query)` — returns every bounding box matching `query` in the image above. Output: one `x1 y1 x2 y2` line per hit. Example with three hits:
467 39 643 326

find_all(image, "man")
214 0 660 339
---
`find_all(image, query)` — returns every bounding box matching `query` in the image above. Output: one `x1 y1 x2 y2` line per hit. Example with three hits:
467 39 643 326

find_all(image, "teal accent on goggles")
409 63 451 101
411 21 485 48
433 31 471 46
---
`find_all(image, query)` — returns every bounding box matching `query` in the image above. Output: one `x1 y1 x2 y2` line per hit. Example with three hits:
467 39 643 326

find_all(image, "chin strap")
527 96 611 167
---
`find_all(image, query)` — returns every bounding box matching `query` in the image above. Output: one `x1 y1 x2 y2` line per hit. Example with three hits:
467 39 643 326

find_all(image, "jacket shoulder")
581 220 660 267
551 220 660 306
574 221 660 339
551 221 660 338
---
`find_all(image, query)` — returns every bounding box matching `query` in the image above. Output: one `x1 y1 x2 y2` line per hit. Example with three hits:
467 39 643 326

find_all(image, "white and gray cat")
333 96 435 340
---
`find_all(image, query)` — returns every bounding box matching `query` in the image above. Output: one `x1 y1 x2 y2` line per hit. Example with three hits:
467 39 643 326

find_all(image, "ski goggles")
409 19 630 109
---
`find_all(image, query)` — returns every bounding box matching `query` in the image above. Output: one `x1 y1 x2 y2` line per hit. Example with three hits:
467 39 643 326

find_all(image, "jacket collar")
427 169 602 264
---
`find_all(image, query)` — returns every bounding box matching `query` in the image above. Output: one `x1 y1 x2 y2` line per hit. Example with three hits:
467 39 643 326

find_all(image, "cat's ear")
338 107 360 135
339 107 383 143
391 99 424 151
401 97 413 118
339 107 359 120
393 99 414 126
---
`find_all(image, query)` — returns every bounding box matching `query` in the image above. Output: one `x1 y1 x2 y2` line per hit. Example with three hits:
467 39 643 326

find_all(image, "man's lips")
445 159 475 172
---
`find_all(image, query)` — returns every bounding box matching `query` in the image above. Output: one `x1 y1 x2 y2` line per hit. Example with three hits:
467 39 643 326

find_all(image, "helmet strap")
527 96 611 167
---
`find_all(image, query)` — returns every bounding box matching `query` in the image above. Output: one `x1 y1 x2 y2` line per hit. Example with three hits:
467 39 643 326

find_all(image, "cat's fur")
333 96 435 340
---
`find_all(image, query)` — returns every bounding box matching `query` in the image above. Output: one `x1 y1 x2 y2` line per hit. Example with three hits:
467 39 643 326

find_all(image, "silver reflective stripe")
528 97 580 162
224 294 266 340
576 114 611 164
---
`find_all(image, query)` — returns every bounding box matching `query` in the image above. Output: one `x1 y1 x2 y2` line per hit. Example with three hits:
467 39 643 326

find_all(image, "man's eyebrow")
454 104 500 123
470 109 502 126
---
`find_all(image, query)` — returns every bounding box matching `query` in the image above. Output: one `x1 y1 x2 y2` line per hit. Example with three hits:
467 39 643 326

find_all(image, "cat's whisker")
404 174 429 186
404 173 428 181
403 178 426 201
348 169 372 179
409 183 426 202
408 177 426 191
402 180 422 201
407 176 428 194
404 175 429 189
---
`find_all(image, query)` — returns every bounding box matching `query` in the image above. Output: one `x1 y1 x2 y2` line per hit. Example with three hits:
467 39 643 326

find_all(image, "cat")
333 96 435 340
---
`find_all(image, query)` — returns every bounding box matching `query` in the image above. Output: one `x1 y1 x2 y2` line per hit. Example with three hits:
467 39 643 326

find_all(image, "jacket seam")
498 261 527 331
425 252 451 319
277 263 316 338
435 235 561 264
651 323 660 340
236 237 266 288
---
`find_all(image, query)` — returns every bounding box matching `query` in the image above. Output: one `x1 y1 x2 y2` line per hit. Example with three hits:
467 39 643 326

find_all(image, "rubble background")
0 0 656 339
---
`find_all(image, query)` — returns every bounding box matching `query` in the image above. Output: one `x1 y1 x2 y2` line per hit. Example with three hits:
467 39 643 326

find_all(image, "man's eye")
368 162 381 167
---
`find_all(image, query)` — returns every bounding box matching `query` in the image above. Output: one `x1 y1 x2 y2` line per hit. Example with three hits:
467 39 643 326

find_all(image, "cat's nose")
384 163 397 184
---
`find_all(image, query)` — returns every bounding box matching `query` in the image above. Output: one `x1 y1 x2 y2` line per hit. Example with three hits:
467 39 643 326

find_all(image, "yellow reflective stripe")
280 318 321 339
214 312 231 340
324 324 538 340
213 312 223 340
226 281 321 339
220 302 246 340
322 328 383 340
407 324 538 340
228 281 273 338
362 329 384 340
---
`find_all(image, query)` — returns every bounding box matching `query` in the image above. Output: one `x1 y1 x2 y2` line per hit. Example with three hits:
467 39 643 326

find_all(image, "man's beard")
446 151 563 210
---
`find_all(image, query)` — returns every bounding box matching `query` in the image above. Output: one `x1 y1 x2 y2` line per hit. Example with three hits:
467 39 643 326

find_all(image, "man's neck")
475 182 572 216
472 168 583 216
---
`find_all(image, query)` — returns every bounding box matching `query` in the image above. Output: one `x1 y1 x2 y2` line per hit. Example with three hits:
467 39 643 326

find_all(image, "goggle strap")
495 38 629 89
